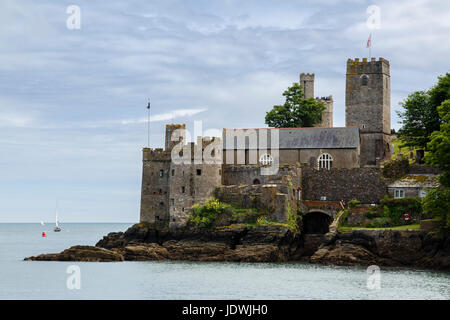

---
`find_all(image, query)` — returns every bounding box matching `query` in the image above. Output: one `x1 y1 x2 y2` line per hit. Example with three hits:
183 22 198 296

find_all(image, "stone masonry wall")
302 166 387 204
215 181 297 223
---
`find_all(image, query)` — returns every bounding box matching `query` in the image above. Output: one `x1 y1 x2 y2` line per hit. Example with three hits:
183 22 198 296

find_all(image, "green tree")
397 73 450 150
426 99 450 187
423 188 450 231
265 82 326 128
429 73 450 109
423 99 450 233
396 91 439 149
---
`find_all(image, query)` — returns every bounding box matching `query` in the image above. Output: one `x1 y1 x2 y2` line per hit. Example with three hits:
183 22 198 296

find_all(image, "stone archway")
253 178 261 185
302 211 333 234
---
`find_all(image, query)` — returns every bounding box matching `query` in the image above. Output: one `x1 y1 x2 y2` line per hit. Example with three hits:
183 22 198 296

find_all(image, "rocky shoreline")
24 223 450 271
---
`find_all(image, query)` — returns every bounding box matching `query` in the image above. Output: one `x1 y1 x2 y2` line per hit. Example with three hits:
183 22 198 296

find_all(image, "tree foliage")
397 73 450 150
396 91 440 149
423 188 450 231
426 99 450 187
265 82 326 128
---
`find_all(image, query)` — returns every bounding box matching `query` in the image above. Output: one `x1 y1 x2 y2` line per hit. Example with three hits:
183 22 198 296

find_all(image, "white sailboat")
54 204 61 232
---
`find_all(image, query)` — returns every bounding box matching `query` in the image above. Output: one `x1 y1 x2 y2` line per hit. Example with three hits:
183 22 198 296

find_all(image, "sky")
1 0 449 222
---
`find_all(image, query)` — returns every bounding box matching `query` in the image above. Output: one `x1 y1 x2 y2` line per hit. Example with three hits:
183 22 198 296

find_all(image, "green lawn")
339 224 421 231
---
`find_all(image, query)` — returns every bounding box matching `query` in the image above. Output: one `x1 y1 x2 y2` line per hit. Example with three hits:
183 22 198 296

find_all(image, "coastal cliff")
24 223 450 271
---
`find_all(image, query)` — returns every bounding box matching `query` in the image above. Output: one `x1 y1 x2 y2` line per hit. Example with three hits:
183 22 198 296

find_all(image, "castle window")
159 202 164 206
171 199 174 205
158 189 162 194
171 169 175 176
159 170 164 177
318 153 333 170
181 186 185 193
182 207 185 212
259 153 273 166
196 169 202 176
361 75 369 86
219 169 222 176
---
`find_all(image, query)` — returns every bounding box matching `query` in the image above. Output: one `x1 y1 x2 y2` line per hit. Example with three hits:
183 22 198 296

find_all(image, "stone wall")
222 164 301 188
140 148 171 223
302 166 387 204
216 177 298 223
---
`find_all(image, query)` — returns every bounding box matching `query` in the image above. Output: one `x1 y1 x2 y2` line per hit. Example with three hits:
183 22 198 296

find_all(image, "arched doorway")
302 211 333 234
253 178 261 185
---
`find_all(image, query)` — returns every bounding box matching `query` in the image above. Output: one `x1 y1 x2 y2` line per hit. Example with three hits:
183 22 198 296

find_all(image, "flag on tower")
366 33 372 48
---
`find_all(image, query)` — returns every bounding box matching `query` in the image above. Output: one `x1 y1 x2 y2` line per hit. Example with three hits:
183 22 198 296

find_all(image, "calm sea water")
0 223 449 300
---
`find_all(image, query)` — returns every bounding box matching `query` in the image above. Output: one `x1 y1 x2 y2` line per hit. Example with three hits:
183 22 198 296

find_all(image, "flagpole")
147 99 150 147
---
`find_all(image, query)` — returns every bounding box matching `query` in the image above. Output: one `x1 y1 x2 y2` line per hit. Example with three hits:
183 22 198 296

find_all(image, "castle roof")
222 127 359 150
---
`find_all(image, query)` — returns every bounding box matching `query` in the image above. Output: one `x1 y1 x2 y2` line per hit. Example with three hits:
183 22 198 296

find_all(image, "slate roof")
222 127 359 150
388 174 440 188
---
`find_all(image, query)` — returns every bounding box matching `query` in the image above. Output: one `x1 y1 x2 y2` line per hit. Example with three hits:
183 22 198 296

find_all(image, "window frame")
317 153 333 170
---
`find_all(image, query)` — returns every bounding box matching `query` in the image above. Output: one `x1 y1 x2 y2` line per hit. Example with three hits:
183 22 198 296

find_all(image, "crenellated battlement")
347 57 390 75
347 57 389 64
316 95 333 101
142 147 171 161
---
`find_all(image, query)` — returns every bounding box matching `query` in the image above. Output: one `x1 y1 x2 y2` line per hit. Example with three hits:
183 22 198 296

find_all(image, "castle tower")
140 148 171 224
300 73 333 127
300 73 314 99
345 57 391 165
165 124 186 151
316 96 333 127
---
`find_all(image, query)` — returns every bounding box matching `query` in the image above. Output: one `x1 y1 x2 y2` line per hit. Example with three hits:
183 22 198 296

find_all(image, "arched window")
318 153 333 170
361 74 369 86
259 153 273 166
253 178 261 185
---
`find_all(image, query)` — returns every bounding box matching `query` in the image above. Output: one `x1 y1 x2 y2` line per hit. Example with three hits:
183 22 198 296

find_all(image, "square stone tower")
300 73 333 127
345 57 391 165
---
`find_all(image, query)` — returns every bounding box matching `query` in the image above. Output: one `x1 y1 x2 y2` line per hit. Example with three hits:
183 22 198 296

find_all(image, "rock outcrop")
25 223 302 263
310 230 450 270
24 245 124 262
24 223 450 271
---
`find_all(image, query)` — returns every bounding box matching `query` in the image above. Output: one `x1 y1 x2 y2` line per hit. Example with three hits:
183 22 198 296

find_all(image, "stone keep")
140 124 222 229
300 73 333 127
345 57 391 165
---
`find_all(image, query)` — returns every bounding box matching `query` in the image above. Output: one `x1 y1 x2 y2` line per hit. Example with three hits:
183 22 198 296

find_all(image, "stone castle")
140 57 392 229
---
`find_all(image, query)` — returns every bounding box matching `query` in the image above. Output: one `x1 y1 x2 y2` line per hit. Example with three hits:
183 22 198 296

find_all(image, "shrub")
380 197 422 225
189 198 232 228
364 209 384 219
423 188 450 233
367 217 393 228
348 199 361 208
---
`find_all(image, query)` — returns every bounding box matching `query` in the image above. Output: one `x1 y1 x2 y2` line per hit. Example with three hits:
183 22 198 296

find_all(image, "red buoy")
42 232 46 237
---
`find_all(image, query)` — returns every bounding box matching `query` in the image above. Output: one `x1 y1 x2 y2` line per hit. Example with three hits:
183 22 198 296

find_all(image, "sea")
0 223 449 300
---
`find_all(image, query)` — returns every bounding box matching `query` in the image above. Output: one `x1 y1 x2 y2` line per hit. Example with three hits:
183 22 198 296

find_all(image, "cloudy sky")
1 0 449 222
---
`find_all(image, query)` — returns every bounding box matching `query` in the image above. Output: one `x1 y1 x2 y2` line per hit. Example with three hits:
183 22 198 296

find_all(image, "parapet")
346 57 389 75
300 73 315 81
142 148 171 161
316 95 333 101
